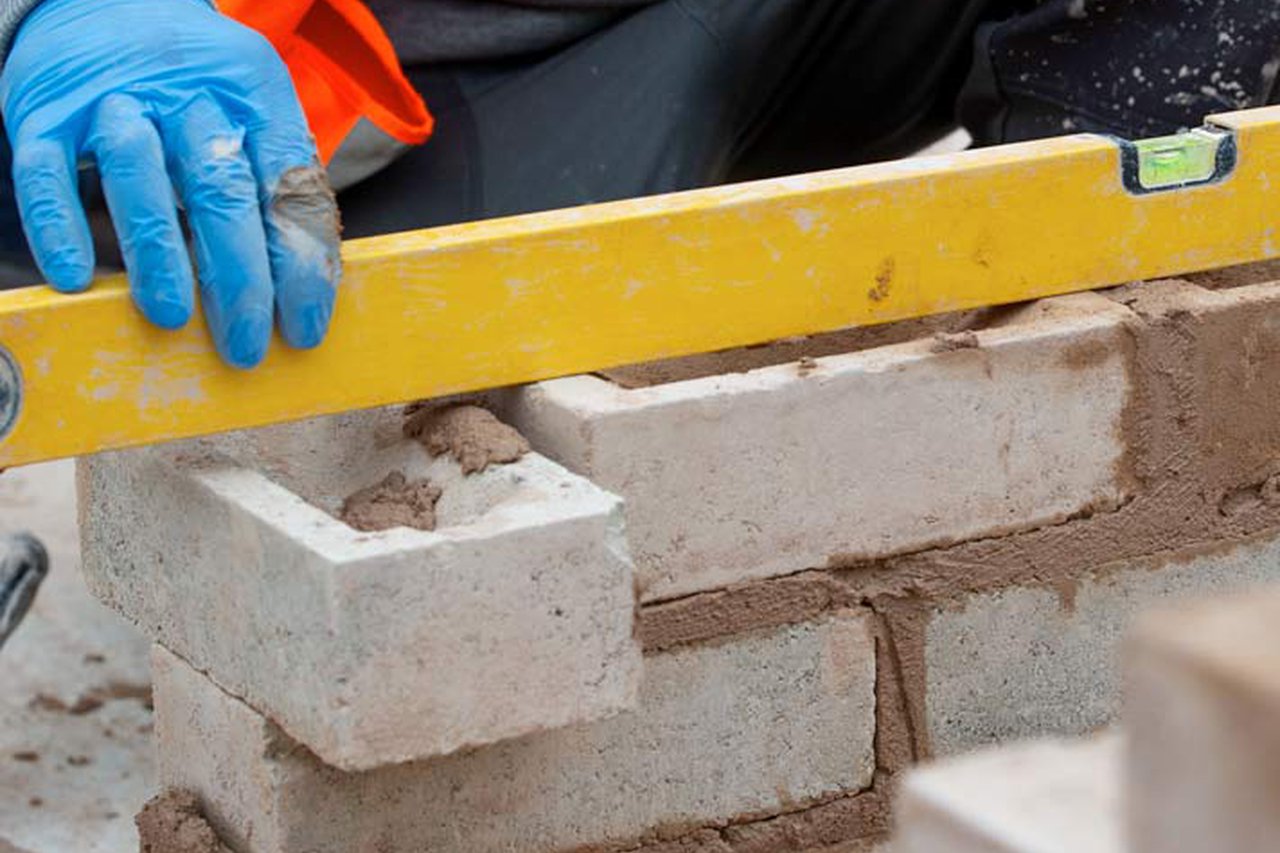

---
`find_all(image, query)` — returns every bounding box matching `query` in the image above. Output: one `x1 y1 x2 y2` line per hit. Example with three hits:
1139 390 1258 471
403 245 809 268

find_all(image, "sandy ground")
0 461 154 853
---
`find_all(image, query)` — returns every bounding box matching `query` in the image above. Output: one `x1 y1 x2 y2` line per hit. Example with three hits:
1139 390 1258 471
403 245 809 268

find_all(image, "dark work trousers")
3 0 1280 283
339 0 1004 236
338 0 1280 237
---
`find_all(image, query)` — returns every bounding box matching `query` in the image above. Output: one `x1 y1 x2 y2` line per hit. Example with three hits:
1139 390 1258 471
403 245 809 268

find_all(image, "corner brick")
79 407 640 771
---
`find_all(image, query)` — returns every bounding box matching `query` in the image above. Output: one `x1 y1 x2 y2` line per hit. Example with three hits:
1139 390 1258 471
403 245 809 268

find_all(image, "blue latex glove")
0 0 341 368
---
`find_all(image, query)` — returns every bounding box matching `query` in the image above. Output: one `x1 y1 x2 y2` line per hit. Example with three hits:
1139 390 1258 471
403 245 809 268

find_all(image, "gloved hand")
0 0 341 368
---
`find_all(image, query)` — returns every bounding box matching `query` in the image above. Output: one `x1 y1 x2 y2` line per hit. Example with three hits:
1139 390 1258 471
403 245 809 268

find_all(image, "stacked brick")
895 588 1280 853
78 264 1280 850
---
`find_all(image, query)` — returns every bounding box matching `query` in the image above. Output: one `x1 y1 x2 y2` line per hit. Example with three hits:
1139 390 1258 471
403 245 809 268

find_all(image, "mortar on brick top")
492 292 1134 602
598 304 1009 389
205 404 532 531
150 611 877 853
78 405 641 771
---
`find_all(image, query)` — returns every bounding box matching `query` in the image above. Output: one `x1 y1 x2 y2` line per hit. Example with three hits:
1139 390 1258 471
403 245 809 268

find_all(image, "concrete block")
895 734 1122 853
495 293 1132 602
78 407 641 771
152 612 877 853
925 530 1280 756
1127 589 1280 853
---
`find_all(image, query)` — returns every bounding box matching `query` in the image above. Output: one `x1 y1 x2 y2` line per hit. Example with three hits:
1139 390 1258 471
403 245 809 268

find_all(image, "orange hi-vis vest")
219 0 434 165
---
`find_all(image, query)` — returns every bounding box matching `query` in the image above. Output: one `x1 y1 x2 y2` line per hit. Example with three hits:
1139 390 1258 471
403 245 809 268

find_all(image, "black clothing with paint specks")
965 0 1280 142
339 0 1280 236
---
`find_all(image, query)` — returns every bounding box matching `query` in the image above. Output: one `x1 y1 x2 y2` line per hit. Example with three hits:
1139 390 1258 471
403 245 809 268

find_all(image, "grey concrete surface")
0 461 153 853
926 530 1280 755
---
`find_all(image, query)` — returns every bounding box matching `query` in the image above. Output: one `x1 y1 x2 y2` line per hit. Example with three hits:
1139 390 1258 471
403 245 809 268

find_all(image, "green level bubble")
1134 129 1224 190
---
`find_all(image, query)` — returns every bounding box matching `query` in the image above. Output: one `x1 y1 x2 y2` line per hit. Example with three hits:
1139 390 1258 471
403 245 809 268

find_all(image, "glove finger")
164 96 272 369
243 90 340 351
87 94 192 330
260 157 340 351
11 130 93 292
